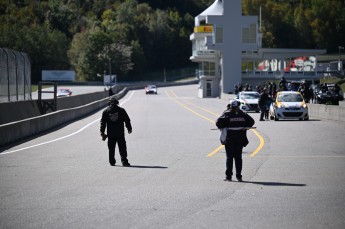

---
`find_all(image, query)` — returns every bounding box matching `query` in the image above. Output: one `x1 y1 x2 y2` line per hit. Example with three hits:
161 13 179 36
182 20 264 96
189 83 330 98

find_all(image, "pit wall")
308 101 345 121
0 88 126 146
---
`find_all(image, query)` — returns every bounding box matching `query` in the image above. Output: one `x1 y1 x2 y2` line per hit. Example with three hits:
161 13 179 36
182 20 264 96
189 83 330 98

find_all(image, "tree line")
1 0 344 83
243 0 345 51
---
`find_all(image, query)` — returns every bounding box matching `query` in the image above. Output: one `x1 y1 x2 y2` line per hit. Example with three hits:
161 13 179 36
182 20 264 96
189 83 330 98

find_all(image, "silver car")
269 91 309 121
145 85 157 94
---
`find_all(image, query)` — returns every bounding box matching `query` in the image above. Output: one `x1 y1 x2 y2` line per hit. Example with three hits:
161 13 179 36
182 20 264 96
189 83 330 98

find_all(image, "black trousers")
107 136 128 165
259 105 265 120
225 143 243 178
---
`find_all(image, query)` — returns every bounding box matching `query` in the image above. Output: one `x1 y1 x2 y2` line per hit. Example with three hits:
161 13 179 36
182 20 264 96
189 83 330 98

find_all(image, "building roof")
195 0 223 26
199 0 223 16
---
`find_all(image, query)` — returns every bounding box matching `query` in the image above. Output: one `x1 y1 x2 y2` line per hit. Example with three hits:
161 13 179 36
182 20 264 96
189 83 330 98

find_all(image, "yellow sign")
194 26 213 33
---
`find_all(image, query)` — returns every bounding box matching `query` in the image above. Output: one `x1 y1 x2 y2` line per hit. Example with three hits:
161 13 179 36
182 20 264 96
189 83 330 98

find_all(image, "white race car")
234 91 260 112
145 85 157 94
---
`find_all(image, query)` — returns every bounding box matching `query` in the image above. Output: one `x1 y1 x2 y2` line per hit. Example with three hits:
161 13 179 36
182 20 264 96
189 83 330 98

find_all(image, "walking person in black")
259 88 270 121
100 96 132 166
216 100 255 182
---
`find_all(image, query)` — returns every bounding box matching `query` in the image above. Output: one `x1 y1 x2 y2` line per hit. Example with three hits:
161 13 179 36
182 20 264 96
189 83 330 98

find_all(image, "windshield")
241 93 260 99
289 83 301 91
278 93 303 102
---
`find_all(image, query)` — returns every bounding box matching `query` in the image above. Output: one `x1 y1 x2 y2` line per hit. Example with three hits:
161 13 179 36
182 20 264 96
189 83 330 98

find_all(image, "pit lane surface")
1 85 345 229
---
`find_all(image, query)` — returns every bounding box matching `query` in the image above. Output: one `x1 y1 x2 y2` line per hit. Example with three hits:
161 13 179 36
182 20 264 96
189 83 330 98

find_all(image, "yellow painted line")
207 145 224 157
249 129 265 157
166 90 216 124
206 130 265 157
166 89 265 157
170 91 220 117
253 155 345 158
209 155 345 158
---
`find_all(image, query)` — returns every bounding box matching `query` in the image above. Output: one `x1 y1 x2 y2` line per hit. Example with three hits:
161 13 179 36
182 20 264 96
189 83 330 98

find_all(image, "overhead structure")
190 0 326 98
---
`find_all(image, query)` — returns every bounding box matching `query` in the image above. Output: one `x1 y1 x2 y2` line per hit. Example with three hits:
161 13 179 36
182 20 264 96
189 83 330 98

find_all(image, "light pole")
109 58 112 79
338 46 344 71
338 46 344 60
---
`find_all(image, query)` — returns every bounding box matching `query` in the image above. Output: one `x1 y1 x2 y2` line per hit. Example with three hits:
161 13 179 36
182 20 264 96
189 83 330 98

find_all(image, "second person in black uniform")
216 100 255 182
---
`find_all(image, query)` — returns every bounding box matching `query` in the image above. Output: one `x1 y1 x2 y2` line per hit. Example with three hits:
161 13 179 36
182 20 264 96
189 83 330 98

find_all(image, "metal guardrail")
0 48 31 102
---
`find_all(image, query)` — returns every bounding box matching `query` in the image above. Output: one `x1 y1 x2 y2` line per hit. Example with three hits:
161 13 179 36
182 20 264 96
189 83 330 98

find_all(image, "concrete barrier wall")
0 100 41 125
0 88 128 146
308 102 345 122
0 86 125 125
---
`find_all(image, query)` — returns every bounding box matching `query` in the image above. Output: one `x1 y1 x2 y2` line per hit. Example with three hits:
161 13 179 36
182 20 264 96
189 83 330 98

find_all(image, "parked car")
315 91 341 105
326 83 344 101
269 91 309 121
57 88 72 97
234 91 261 112
314 83 343 105
145 85 157 94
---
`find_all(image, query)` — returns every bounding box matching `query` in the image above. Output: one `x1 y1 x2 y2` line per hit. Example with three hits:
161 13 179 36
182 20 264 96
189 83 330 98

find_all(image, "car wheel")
274 113 279 121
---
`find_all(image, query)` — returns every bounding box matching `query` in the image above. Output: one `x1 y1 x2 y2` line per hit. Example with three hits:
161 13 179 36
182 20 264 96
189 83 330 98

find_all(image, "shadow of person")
121 165 168 169
242 181 306 186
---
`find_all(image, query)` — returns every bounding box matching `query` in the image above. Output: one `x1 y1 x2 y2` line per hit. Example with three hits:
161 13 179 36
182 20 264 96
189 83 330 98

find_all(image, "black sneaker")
122 162 131 167
110 163 115 166
223 177 232 182
236 176 243 182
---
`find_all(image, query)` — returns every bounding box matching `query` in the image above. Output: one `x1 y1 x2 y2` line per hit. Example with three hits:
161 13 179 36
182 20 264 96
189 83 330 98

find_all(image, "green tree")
72 29 111 81
310 0 345 51
97 42 133 77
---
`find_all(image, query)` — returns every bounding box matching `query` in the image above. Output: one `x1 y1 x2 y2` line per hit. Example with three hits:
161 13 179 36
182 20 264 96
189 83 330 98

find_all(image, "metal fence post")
3 48 10 102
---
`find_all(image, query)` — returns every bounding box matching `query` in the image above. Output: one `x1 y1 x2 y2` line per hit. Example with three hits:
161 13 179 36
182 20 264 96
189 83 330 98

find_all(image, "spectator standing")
259 88 270 121
216 100 255 182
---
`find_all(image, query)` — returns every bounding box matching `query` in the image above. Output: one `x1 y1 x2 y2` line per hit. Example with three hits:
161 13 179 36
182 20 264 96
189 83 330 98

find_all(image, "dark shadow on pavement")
306 119 321 121
121 165 168 169
243 181 306 186
273 119 320 122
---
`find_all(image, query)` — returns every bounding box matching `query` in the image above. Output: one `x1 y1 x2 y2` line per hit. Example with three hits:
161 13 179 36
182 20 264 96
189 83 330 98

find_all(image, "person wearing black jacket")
259 88 270 121
216 100 255 182
100 96 132 166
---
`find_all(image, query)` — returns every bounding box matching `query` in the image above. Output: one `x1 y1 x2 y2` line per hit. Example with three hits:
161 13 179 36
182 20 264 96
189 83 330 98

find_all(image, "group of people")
234 83 253 94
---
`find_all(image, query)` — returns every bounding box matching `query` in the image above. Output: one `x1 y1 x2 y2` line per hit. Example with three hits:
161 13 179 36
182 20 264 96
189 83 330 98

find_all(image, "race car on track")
269 91 309 121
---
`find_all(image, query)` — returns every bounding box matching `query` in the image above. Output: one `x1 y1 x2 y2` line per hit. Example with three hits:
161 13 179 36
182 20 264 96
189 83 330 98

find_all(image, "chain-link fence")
0 48 31 102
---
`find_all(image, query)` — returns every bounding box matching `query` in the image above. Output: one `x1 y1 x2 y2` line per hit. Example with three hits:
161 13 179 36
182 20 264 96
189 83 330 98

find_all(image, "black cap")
108 96 119 106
